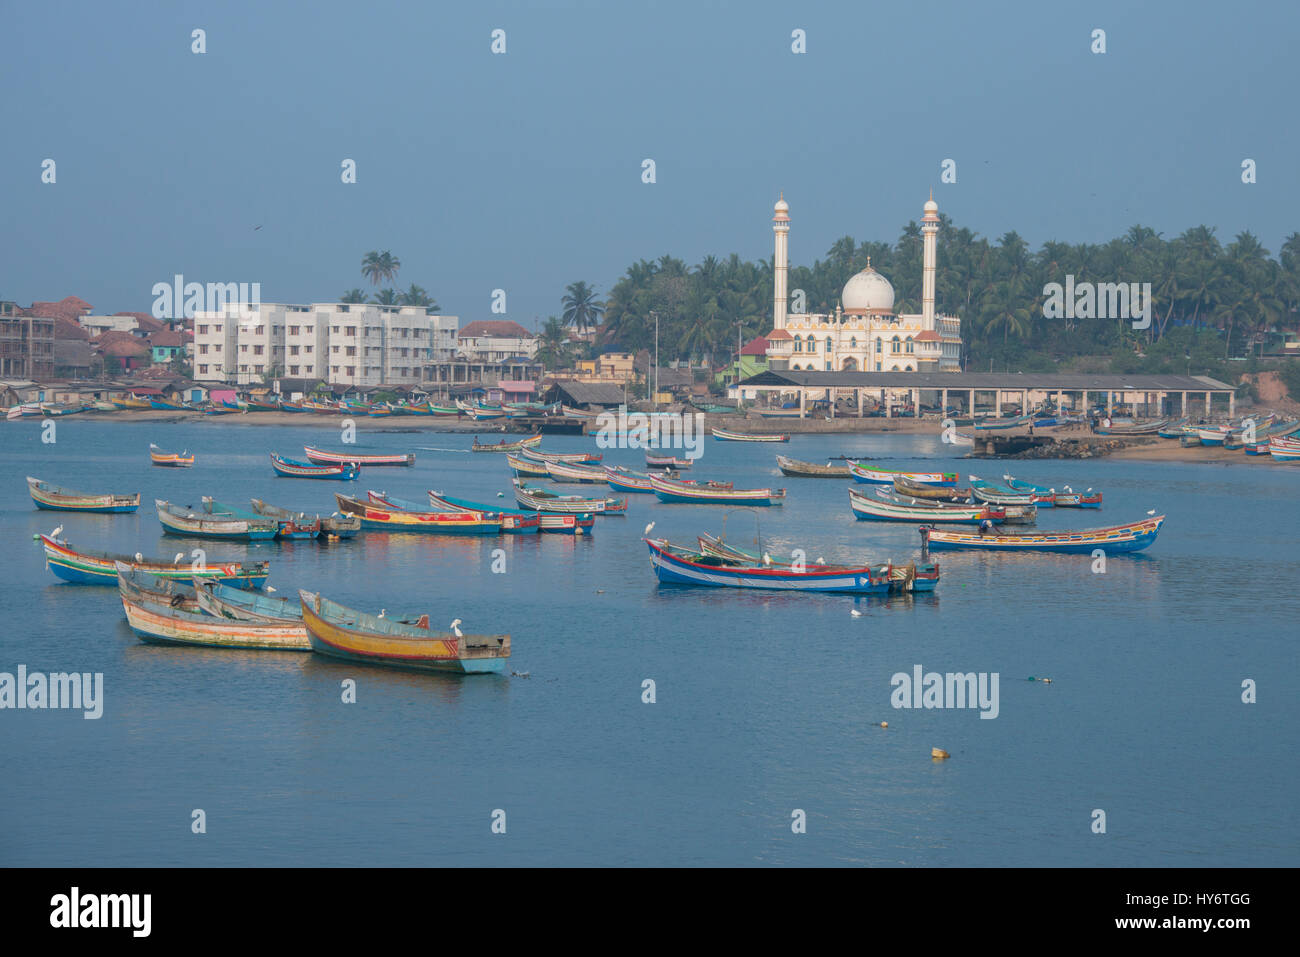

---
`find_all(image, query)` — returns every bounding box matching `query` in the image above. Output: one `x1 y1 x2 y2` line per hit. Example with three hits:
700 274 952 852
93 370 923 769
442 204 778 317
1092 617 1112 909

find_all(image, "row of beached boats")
1153 413 1300 459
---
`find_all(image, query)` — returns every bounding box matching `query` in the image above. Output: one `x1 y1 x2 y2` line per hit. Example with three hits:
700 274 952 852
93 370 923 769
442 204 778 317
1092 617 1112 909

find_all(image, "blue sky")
2 0 1295 328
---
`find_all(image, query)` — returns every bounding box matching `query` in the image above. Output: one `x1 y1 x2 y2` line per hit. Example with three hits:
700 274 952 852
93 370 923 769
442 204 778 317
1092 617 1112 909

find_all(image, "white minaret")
773 194 790 330
921 191 939 332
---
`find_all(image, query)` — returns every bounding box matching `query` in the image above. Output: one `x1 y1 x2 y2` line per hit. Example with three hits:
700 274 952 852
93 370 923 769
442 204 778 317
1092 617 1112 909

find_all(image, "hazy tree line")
598 217 1300 383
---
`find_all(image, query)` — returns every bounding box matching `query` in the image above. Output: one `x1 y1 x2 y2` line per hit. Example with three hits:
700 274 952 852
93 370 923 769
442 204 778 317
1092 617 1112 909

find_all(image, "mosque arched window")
793 335 802 353
891 336 901 354
875 339 882 354
905 337 915 354
850 337 857 349
825 337 833 353
808 337 817 353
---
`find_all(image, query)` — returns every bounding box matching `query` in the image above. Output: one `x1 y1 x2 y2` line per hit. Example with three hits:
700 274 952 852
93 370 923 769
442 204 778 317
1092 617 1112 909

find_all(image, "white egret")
851 609 863 618
643 521 655 536
450 619 463 637
50 525 64 538
174 553 184 564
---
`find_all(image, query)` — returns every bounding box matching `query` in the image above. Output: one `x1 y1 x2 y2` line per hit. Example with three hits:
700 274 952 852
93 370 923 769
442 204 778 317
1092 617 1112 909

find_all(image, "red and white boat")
303 446 415 467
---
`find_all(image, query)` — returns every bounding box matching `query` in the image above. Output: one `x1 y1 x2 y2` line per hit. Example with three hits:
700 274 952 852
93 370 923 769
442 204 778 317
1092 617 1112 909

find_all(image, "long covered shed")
732 369 1238 419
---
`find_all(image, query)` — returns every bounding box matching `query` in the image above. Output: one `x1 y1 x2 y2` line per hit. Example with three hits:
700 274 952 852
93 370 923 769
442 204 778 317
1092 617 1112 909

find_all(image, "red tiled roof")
28 296 93 320
915 330 941 342
114 312 157 323
54 317 90 341
459 320 534 339
101 340 150 358
765 329 792 341
740 336 769 356
149 330 188 348
133 316 165 333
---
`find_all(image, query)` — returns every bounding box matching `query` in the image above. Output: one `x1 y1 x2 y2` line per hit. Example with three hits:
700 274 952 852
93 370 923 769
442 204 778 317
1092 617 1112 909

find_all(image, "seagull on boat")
816 556 825 565
762 552 772 566
450 618 463 637
644 521 655 536
1147 509 1156 515
135 552 143 562
851 609 864 618
50 525 63 539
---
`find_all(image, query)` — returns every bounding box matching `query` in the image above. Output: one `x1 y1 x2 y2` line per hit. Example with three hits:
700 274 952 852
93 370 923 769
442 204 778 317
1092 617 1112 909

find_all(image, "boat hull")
646 541 889 593
40 535 268 588
922 517 1163 553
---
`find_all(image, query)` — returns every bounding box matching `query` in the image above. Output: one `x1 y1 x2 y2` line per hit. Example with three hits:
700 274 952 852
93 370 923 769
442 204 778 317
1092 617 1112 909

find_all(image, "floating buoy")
1027 676 1053 683
880 721 888 728
931 748 950 760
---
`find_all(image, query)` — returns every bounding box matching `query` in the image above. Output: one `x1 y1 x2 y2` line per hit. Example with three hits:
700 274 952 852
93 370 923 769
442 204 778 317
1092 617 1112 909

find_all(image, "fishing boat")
519 448 603 464
753 407 807 418
455 399 507 420
249 498 361 539
505 452 550 478
270 452 360 481
967 476 1037 506
303 446 415 467
149 443 194 467
471 433 543 453
894 475 974 501
645 453 693 470
1000 475 1058 506
1053 487 1103 508
774 455 852 478
649 474 785 506
335 493 502 534
974 413 1033 431
299 591 510 674
644 538 892 593
427 403 461 416
875 487 1029 522
1095 417 1174 436
91 401 119 412
156 499 279 540
204 405 238 416
921 515 1164 553
148 398 190 412
1268 436 1300 461
513 480 626 514
1156 418 1191 438
695 531 940 593
205 498 321 540
604 465 676 493
37 533 269 588
117 565 310 650
1196 427 1231 446
245 398 281 412
544 460 608 483
561 404 602 419
366 404 394 417
40 402 89 416
850 486 998 523
711 427 790 443
850 463 958 486
424 492 541 534
27 476 139 513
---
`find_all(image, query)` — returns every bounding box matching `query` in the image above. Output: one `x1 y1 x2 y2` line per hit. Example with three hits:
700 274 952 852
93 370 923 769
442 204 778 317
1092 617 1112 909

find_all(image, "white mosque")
763 194 963 372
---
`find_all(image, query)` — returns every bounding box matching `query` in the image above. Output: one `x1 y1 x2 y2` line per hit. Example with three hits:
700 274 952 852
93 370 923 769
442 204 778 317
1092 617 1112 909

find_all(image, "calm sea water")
1 419 1296 866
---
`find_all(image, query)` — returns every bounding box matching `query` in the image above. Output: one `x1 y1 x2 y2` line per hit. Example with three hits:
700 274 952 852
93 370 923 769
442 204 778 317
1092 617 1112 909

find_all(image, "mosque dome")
841 262 894 314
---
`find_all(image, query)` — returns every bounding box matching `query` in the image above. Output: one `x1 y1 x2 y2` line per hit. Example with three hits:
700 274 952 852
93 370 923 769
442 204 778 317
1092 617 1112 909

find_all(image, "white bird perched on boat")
378 609 386 618
265 586 276 593
1147 509 1156 515
134 552 143 562
851 609 863 618
644 521 655 536
50 525 63 539
816 556 825 565
450 618 463 637
174 553 184 564
762 552 772 566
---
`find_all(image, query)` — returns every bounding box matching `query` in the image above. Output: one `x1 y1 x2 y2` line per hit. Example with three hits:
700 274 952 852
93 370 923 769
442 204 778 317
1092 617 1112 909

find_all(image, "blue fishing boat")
921 516 1163 554
270 452 360 481
644 538 892 593
205 498 321 540
37 533 269 588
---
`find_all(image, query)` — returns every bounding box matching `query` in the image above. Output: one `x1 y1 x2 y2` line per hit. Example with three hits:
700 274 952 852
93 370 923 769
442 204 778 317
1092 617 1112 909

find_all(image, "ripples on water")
1 420 1296 865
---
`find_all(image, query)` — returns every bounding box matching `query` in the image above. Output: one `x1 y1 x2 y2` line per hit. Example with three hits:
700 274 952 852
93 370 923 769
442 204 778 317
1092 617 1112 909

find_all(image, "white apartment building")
192 303 459 386
456 320 537 362
78 314 140 336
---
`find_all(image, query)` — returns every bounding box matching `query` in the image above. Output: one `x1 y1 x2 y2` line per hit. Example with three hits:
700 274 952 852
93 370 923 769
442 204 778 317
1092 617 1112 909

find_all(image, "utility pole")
651 310 659 409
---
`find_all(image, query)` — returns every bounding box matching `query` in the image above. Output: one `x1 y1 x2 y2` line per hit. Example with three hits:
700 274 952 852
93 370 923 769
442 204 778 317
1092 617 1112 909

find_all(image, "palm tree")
340 288 368 304
361 251 401 287
533 317 572 369
561 281 605 335
372 288 399 306
398 283 439 313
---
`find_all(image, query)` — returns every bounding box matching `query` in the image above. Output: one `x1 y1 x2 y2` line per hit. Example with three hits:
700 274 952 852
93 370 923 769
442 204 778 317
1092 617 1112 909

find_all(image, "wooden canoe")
27 476 139 513
775 455 852 478
299 590 510 674
471 433 543 453
38 533 269 588
335 493 502 534
921 516 1164 553
149 443 194 467
304 446 415 467
156 499 279 540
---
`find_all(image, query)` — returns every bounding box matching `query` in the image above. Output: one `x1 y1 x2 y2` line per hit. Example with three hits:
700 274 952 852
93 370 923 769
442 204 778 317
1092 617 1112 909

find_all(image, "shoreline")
9 408 1296 466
